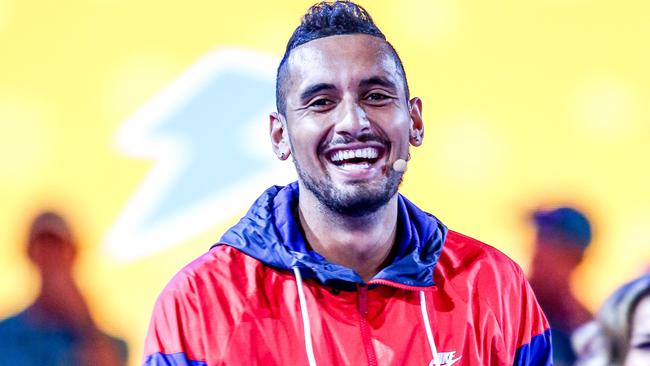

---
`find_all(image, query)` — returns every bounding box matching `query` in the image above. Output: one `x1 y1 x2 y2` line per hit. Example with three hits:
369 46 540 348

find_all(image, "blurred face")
28 233 76 275
273 34 423 216
625 295 650 365
532 236 584 274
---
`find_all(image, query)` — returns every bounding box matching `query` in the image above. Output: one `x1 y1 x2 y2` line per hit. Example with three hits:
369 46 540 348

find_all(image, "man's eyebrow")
299 83 337 103
359 76 397 91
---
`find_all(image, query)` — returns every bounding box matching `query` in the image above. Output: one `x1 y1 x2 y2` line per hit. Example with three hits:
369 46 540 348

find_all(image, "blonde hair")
573 274 650 366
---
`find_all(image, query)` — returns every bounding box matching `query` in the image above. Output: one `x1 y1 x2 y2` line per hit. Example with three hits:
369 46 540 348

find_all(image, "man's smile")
322 142 387 179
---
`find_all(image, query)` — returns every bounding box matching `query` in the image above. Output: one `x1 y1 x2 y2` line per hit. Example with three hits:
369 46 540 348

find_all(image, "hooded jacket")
143 183 552 365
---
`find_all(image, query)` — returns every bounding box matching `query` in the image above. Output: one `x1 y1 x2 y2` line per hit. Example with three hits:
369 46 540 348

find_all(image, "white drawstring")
293 268 438 366
420 291 441 366
293 266 318 366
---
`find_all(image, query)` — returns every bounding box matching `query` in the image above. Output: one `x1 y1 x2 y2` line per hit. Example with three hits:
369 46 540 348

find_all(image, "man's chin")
297 162 402 217
324 182 399 217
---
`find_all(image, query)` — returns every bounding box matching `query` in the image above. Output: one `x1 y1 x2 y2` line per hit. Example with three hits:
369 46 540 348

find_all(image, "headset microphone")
392 158 408 173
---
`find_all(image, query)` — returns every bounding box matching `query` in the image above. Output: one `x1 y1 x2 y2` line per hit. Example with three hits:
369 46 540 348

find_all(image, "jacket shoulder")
436 229 531 308
163 245 263 295
143 245 265 364
437 230 552 364
440 229 525 277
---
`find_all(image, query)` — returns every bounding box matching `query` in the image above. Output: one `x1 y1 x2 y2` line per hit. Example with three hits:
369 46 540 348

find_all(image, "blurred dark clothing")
536 295 591 366
3 210 129 365
0 304 128 365
550 330 575 366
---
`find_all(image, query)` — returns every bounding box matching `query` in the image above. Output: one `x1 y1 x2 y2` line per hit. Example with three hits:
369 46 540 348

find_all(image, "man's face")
625 295 650 365
274 34 422 216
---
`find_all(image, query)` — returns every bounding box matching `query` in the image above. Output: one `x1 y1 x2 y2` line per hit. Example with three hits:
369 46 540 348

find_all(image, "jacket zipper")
369 278 434 292
357 284 378 366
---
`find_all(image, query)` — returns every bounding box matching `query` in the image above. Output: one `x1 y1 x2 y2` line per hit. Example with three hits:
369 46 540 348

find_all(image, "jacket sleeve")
511 266 553 366
142 273 207 366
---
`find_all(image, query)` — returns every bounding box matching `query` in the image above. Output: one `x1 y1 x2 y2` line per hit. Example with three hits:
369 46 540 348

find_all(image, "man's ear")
270 112 291 160
408 97 424 147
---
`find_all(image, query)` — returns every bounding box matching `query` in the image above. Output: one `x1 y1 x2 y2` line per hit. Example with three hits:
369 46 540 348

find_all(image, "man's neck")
297 187 399 282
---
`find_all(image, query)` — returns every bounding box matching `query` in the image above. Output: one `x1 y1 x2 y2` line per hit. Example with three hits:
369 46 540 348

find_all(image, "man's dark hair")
275 1 410 116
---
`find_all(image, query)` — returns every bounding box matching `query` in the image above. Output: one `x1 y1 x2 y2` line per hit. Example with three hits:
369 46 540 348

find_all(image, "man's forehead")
285 34 400 91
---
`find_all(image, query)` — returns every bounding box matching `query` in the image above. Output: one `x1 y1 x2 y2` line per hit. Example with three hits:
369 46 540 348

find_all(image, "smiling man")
143 2 552 365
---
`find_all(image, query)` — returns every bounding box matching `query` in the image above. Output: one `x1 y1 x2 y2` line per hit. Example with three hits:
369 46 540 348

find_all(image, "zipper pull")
357 284 369 316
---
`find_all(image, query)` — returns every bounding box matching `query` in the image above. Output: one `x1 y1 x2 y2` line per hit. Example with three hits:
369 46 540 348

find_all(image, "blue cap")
533 206 592 250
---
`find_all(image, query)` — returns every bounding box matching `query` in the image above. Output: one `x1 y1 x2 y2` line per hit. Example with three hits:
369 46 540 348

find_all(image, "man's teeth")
342 162 371 169
330 148 379 162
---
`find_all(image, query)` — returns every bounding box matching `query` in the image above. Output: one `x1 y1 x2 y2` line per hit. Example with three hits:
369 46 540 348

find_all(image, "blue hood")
217 182 447 288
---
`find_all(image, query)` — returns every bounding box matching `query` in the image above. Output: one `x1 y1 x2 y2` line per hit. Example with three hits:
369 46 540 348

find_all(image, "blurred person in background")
528 206 594 366
0 211 128 365
573 273 650 366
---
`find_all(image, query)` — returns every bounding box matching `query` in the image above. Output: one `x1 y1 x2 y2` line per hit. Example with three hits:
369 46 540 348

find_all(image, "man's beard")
295 159 403 217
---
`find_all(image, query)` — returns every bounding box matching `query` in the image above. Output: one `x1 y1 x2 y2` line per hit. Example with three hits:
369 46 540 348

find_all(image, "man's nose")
333 99 370 137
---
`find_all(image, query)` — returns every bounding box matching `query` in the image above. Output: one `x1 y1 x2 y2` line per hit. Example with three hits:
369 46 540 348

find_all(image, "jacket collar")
217 182 447 289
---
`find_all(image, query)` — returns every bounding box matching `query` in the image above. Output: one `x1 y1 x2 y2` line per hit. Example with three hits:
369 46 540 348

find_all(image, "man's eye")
633 341 650 350
309 99 333 108
366 93 389 101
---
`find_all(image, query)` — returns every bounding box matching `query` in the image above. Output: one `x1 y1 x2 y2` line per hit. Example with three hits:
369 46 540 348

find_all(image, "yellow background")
1 1 649 364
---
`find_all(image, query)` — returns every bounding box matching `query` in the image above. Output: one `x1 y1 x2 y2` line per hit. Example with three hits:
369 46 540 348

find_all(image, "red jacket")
144 183 552 365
